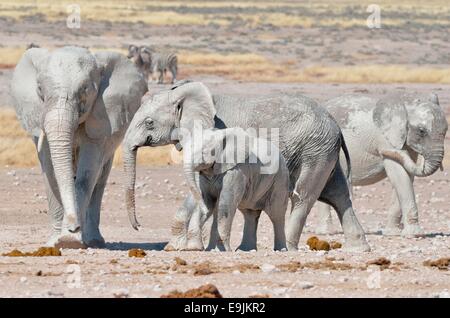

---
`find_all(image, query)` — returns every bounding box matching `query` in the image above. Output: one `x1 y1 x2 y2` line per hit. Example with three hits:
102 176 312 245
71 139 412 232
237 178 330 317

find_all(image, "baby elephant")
183 127 290 251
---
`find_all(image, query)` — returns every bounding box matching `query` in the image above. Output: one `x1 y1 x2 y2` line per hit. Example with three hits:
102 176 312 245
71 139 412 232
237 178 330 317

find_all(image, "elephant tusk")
37 130 45 153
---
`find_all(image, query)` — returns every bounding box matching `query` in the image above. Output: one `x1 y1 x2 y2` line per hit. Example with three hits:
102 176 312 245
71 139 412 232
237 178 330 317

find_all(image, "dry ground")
0 1 450 298
0 165 449 298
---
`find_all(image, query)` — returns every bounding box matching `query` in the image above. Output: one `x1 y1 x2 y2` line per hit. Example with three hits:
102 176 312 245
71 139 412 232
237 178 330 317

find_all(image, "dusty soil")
0 2 450 298
0 162 449 298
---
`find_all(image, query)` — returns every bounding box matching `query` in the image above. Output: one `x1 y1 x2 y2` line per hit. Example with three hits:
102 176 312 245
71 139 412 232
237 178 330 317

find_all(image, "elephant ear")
86 51 148 140
213 128 250 174
373 94 408 149
11 47 49 137
169 81 216 146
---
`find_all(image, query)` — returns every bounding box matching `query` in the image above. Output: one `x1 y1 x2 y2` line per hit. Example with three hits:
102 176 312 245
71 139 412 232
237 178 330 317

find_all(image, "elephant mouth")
143 135 153 146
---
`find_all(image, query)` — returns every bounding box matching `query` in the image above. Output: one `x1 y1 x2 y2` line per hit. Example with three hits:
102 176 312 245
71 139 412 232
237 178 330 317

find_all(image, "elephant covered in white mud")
171 127 289 252
316 92 448 237
122 81 370 252
10 46 148 248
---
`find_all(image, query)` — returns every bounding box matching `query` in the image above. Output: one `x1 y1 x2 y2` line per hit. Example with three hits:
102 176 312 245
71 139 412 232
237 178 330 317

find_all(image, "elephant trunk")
43 95 79 232
381 146 444 177
183 161 202 202
123 144 140 230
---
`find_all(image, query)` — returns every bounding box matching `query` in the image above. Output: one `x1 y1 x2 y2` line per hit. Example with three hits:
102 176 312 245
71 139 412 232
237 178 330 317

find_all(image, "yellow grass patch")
180 53 450 84
0 109 179 167
0 47 26 68
0 1 449 28
265 65 450 84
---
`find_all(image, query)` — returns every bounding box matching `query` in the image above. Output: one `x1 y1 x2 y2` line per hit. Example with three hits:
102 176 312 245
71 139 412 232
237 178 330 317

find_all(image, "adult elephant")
123 81 370 252
315 93 447 237
11 46 148 248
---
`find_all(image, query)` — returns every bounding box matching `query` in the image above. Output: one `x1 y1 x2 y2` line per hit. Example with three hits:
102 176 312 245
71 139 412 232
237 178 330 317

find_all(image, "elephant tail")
340 133 352 195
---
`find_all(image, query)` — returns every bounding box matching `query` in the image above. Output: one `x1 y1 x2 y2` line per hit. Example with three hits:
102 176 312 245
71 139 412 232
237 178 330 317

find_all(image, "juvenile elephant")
316 93 448 237
11 46 148 248
123 81 370 252
177 127 288 251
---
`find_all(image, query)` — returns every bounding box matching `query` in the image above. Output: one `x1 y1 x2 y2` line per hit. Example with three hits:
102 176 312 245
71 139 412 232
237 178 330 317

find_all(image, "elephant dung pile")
128 248 147 258
161 284 222 298
366 257 391 270
2 247 61 257
423 258 450 270
306 236 342 251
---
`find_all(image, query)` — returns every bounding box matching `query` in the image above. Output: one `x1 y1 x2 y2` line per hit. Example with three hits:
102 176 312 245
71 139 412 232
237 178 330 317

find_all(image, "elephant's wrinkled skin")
180 127 289 251
123 81 370 252
10 46 147 248
316 93 448 237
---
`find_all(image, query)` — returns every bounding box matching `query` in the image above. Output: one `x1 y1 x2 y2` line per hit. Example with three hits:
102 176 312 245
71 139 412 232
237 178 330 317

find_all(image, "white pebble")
298 282 314 290
261 263 277 273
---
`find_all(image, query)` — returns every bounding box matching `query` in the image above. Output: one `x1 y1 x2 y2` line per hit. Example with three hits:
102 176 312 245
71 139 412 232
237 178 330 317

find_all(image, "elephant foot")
286 241 299 251
274 245 287 252
47 231 86 249
401 224 424 238
164 237 204 251
236 243 257 252
82 227 106 248
83 236 106 248
382 226 402 236
164 236 188 251
184 238 204 251
343 238 371 252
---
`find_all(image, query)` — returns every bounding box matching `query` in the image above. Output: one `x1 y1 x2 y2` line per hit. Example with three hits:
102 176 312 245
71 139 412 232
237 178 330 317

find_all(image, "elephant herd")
10 46 448 253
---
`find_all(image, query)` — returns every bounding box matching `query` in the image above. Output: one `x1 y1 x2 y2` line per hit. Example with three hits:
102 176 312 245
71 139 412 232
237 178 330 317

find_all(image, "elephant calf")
185 127 289 251
129 127 290 251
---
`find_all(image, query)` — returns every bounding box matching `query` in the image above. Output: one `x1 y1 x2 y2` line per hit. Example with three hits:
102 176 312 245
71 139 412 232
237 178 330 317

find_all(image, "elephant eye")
417 126 427 137
36 85 44 102
145 119 154 130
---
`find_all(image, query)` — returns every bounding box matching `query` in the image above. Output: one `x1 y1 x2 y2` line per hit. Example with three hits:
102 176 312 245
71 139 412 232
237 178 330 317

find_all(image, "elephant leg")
266 208 287 251
382 187 402 236
383 159 423 237
165 194 197 251
319 163 370 252
286 165 331 251
216 205 237 252
205 208 220 251
34 137 84 248
315 201 337 235
158 71 164 84
74 140 105 244
236 209 261 251
186 199 214 251
82 158 113 247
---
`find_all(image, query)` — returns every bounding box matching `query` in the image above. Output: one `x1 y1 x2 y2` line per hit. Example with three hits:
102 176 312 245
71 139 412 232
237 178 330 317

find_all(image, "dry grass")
1 109 449 168
0 47 26 68
4 47 450 84
0 1 449 28
181 52 450 84
0 109 178 167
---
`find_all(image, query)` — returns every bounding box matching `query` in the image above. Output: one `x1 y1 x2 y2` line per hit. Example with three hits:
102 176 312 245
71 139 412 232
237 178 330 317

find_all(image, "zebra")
127 44 152 82
127 45 178 84
151 51 178 84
